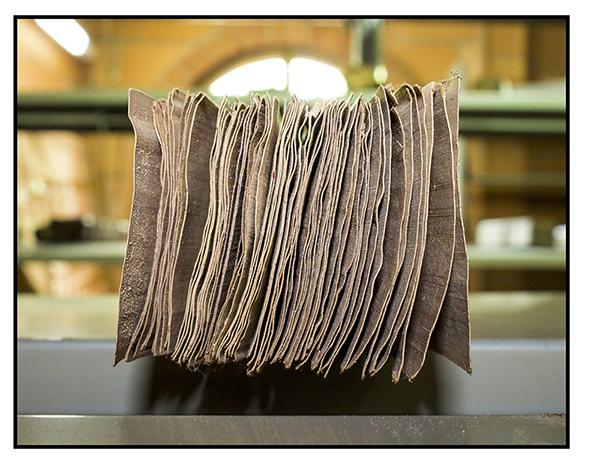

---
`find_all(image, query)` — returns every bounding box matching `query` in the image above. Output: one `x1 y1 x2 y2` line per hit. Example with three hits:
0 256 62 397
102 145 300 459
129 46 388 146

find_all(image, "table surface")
17 414 567 446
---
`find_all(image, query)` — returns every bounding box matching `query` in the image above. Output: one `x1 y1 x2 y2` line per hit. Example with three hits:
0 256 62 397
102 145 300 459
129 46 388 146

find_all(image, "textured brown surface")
341 87 407 372
273 102 339 366
314 98 383 377
289 102 359 367
116 80 470 382
115 90 162 365
431 76 472 374
338 89 391 372
364 86 426 377
398 82 456 382
168 96 219 350
247 103 325 373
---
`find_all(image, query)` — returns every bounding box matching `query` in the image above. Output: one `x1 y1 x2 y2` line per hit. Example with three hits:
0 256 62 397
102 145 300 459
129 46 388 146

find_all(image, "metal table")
17 414 566 446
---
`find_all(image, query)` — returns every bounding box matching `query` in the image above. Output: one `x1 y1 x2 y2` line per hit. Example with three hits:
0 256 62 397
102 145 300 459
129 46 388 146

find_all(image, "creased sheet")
116 79 471 383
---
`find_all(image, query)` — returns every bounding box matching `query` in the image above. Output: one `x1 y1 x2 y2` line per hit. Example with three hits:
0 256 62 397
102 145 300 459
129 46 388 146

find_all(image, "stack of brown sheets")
115 76 471 382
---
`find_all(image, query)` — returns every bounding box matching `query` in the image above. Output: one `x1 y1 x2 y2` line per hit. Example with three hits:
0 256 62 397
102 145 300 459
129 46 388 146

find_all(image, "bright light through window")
34 19 90 57
208 57 348 100
288 57 347 100
209 58 288 97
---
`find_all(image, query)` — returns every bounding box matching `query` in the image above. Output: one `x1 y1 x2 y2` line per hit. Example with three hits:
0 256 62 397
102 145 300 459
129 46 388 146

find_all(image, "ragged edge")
167 93 220 352
384 85 430 381
430 75 473 375
388 84 434 382
395 84 457 382
362 85 415 378
114 89 162 365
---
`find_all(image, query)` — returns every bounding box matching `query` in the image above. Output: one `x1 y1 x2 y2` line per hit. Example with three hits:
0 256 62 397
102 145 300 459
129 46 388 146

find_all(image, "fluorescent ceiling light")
34 19 90 57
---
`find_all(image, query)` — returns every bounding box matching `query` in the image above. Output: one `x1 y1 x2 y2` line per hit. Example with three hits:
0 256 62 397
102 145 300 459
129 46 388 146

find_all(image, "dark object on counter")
35 216 129 243
35 219 84 243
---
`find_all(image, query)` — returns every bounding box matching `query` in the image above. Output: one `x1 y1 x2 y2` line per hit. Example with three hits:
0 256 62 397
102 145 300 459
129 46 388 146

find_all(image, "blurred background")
16 18 566 419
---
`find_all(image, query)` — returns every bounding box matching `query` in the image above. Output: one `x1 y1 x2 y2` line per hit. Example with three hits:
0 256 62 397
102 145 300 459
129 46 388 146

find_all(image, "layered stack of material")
115 76 471 382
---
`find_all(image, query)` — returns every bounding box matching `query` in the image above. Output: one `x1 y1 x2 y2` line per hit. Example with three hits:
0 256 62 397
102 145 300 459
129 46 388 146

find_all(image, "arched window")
208 57 348 100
